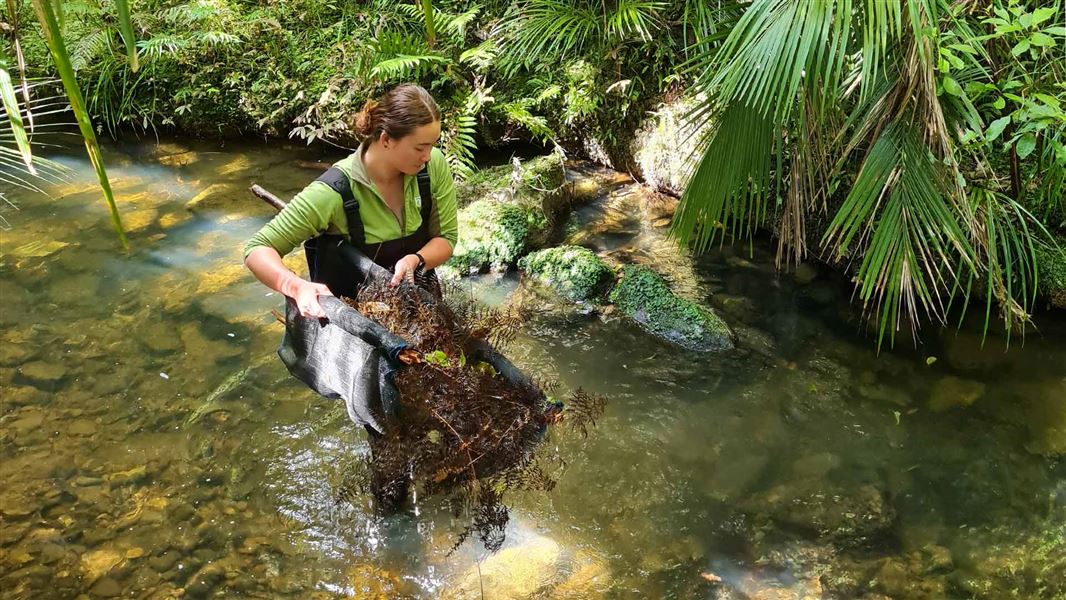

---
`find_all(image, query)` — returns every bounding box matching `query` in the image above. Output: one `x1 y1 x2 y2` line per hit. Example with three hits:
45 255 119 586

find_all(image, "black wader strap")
316 167 364 246
416 165 432 236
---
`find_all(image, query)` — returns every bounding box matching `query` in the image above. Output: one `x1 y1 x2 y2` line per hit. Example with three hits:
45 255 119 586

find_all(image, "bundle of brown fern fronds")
342 279 606 551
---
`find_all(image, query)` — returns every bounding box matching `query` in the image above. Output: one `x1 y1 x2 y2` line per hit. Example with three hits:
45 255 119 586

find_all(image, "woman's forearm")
418 237 454 270
244 246 304 297
246 246 332 318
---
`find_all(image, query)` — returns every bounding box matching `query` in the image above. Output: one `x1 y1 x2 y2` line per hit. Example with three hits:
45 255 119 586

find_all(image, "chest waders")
302 164 440 299
290 164 437 509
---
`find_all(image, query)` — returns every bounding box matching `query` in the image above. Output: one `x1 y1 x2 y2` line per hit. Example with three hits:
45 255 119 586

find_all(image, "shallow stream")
1 140 1063 599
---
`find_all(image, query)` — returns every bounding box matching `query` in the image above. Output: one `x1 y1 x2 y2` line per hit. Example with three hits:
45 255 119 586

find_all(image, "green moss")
447 200 549 273
608 265 733 351
518 246 614 302
456 154 566 214
1036 238 1066 308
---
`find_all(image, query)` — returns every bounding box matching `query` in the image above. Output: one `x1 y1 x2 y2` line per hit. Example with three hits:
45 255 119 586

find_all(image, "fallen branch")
296 159 333 171
249 184 287 212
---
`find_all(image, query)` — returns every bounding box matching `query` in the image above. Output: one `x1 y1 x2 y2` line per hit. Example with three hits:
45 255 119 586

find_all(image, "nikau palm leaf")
674 0 1055 347
0 68 35 175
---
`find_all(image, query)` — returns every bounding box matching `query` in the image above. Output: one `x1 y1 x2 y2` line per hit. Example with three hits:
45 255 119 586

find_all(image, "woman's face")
383 121 441 175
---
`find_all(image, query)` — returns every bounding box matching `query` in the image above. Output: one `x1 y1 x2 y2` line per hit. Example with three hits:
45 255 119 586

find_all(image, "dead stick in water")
296 159 333 171
249 184 287 212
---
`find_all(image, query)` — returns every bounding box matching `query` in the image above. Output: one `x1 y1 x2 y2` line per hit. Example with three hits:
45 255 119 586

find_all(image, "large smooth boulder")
608 265 733 351
518 246 614 302
457 153 566 211
631 95 710 197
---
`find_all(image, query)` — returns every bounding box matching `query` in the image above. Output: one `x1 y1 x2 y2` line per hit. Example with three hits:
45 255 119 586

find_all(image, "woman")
244 84 458 315
243 84 458 509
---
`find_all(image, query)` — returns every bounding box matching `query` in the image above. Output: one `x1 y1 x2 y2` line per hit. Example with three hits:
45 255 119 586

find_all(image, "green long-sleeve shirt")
244 146 458 259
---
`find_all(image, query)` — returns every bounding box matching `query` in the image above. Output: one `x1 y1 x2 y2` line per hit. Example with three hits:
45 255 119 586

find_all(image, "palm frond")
966 186 1050 341
824 121 975 348
671 102 775 252
496 0 600 75
607 0 666 42
0 68 35 175
698 0 852 124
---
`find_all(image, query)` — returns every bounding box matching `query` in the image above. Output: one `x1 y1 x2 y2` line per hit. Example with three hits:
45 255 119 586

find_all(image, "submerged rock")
608 265 733 351
448 535 564 599
952 520 1066 599
186 183 239 212
742 481 895 546
17 361 67 386
928 376 985 412
81 548 124 583
518 246 615 302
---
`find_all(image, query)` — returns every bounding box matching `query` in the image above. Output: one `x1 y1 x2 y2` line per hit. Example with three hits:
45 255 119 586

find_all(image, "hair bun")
353 99 378 137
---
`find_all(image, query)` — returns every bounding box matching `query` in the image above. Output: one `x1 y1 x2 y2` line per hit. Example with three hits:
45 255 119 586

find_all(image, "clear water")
1 140 1063 599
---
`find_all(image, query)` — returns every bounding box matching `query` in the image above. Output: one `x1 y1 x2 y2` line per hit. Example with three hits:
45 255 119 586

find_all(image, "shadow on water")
1 138 1063 599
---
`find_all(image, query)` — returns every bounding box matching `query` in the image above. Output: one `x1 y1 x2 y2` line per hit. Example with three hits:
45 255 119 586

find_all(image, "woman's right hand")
244 247 333 318
287 278 334 319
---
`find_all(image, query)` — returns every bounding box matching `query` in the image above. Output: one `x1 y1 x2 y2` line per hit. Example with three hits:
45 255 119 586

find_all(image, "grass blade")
31 0 128 250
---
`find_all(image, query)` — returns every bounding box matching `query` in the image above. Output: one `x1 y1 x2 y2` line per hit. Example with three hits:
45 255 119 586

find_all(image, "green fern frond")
495 101 555 142
70 29 112 72
137 35 191 59
370 54 449 80
459 40 497 72
195 31 242 47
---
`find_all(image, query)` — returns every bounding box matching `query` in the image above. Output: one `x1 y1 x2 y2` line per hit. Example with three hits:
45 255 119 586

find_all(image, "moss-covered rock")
447 154 571 274
608 265 733 351
457 153 567 213
518 246 615 302
447 201 548 273
1036 238 1066 309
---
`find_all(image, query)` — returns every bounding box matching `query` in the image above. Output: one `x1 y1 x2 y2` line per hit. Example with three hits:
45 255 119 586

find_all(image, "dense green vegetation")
3 0 1064 346
8 0 705 176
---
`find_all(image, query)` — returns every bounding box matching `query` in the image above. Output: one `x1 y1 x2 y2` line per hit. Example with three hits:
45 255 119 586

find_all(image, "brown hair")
353 84 441 142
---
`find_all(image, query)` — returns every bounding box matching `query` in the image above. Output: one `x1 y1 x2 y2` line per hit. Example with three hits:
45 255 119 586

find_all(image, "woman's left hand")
390 254 421 286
